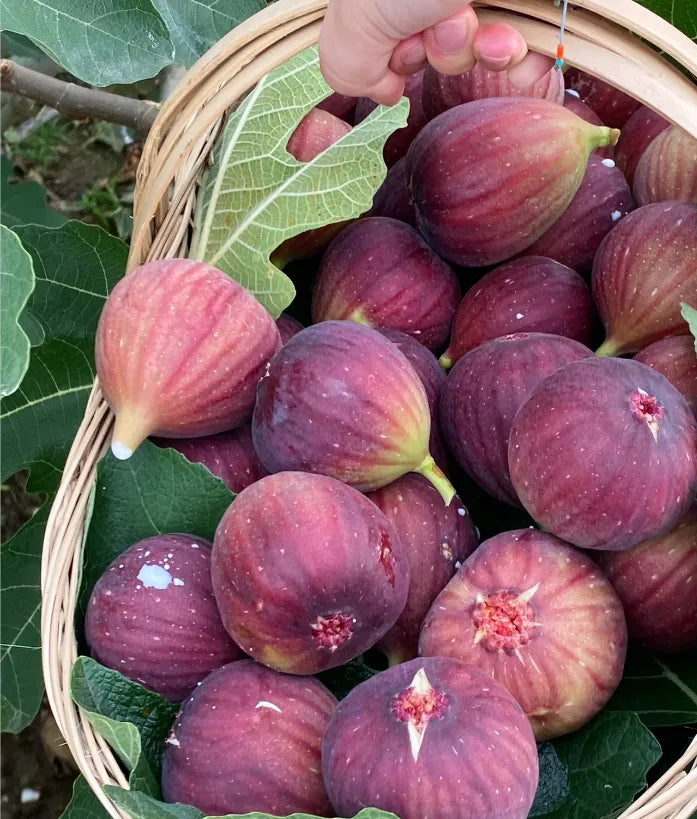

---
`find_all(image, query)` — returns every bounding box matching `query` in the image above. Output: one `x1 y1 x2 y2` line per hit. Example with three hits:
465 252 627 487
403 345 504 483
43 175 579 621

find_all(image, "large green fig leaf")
60 775 112 819
635 1 697 40
1 157 67 229
0 225 35 396
682 302 697 353
190 45 409 318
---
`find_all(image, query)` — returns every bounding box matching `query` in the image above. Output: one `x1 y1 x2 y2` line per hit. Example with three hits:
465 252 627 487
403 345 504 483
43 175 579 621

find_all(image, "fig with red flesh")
95 259 281 461
407 98 619 267
368 157 417 227
597 506 697 653
367 475 478 665
85 534 242 701
509 356 697 551
523 154 635 275
441 333 592 507
317 92 357 123
440 257 598 369
565 68 641 128
252 321 456 501
211 471 409 674
276 313 304 344
322 656 538 819
162 659 336 815
563 91 614 159
635 336 697 418
593 202 697 356
616 105 670 186
312 217 460 351
633 126 697 205
419 529 627 739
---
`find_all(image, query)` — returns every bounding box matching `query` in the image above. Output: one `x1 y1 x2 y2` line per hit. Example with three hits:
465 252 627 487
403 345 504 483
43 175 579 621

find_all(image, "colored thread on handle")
554 0 570 69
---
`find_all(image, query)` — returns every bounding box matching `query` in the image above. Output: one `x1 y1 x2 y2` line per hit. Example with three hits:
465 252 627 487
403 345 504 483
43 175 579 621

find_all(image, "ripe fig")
253 321 457 501
407 98 619 267
162 660 336 815
597 506 697 653
633 126 697 205
509 356 697 550
211 472 409 674
523 154 635 275
419 529 627 739
276 313 304 344
322 656 538 819
95 259 281 460
367 475 478 664
563 91 614 159
440 257 598 368
368 157 417 226
593 202 697 356
441 333 592 507
317 92 357 123
85 535 242 701
565 68 641 128
616 105 670 186
635 336 697 418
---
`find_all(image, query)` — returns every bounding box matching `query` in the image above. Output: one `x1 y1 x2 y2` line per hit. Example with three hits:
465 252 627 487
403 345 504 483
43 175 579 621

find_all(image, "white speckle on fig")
137 564 173 589
256 700 283 713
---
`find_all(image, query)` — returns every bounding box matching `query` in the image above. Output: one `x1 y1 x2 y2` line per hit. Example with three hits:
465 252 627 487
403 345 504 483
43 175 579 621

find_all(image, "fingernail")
399 41 427 72
433 19 468 54
478 53 512 70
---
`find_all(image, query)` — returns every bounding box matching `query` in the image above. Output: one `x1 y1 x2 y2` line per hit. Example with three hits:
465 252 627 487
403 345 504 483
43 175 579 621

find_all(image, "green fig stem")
348 308 372 327
439 351 453 370
589 125 621 151
415 454 457 506
110 407 151 460
595 338 621 357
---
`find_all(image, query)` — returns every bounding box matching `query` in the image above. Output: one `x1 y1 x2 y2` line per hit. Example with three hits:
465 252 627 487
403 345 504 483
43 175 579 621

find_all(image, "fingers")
507 50 556 88
472 22 527 71
389 35 428 76
422 7 479 76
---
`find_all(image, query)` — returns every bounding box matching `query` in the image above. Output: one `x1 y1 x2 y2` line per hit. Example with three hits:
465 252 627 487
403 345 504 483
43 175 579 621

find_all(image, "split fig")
615 105 670 186
565 68 641 128
633 126 697 205
368 157 417 226
635 336 697 418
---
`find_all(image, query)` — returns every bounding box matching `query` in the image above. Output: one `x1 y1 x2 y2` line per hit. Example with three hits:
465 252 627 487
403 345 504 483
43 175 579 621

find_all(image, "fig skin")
616 105 670 186
597 506 697 653
252 321 457 501
95 258 281 461
322 656 538 819
85 535 243 701
419 529 627 740
633 126 697 205
523 154 635 275
276 313 304 344
312 217 460 351
508 356 697 551
407 98 619 267
441 333 593 507
317 92 357 123
563 91 614 159
368 157 417 227
211 472 410 674
565 68 641 128
440 257 598 368
635 336 697 418
367 475 478 665
162 659 336 816
592 202 697 356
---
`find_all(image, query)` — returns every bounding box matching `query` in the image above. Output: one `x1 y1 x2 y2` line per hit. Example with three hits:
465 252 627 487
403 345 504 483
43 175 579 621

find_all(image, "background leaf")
60 775 112 819
1 156 66 229
530 743 571 816
0 225 35 396
681 302 697 353
634 1 697 41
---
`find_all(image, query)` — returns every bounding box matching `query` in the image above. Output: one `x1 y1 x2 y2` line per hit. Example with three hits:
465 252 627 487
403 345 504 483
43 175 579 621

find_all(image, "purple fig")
563 91 614 159
211 472 409 674
317 92 357 123
616 105 670 186
368 157 417 226
276 313 304 344
635 336 697 418
440 257 598 368
633 126 697 205
162 660 336 815
508 356 697 550
85 535 243 701
419 529 627 739
95 259 281 460
322 657 538 819
441 333 592 506
407 98 619 267
565 68 641 128
593 202 697 356
312 217 460 351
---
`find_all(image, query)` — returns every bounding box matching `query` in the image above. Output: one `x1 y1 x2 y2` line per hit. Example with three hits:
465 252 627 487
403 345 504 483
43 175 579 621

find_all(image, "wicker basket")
41 1 697 817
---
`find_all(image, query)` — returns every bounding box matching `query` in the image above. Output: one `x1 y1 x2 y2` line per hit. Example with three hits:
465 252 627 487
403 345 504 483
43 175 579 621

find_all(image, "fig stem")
110 409 151 461
348 308 372 327
438 352 453 370
415 455 456 506
595 338 621 357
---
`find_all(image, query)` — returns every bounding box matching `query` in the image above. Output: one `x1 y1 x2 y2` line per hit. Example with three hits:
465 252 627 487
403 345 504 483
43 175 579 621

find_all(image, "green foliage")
1 156 66 229
0 226 35 396
635 0 697 40
4 118 73 168
60 775 112 819
681 302 697 353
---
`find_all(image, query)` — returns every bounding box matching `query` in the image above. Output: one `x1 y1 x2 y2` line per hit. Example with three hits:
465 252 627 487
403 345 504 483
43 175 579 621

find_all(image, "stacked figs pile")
89 62 697 819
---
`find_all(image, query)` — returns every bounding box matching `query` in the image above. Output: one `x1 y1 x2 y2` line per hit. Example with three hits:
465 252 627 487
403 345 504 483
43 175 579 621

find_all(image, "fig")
162 659 336 815
368 157 417 226
312 217 460 351
635 336 697 418
419 529 627 739
95 258 281 460
367 475 478 665
565 68 641 128
317 92 357 123
152 423 268 493
253 321 457 501
616 105 670 186
593 202 697 356
322 656 538 819
211 471 409 674
407 98 619 267
633 126 697 205
441 333 592 506
597 506 697 653
523 154 635 275
563 91 613 159
85 534 242 701
276 313 304 344
440 257 598 368
509 356 697 550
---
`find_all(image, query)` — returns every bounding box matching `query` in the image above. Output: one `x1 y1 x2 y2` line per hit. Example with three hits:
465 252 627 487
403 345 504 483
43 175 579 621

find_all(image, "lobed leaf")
681 302 697 354
0 225 35 396
1 156 67 230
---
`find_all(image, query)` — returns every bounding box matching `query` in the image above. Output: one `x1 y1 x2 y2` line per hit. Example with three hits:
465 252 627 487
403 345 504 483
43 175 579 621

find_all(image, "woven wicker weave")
41 1 697 816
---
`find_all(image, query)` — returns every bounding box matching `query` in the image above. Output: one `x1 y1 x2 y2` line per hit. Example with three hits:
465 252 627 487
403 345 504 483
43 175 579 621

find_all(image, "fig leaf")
0 225 35 397
681 302 697 354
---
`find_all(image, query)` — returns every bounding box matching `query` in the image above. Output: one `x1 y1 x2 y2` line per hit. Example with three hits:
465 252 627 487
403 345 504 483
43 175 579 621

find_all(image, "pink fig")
565 68 641 128
635 336 697 418
633 126 697 205
563 90 614 159
616 105 670 186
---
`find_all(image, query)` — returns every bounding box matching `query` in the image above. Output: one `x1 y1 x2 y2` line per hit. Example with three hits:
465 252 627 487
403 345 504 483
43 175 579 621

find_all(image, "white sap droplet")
111 442 133 460
20 789 40 804
601 158 616 168
256 700 282 713
611 210 622 221
173 578 185 586
515 313 524 320
567 88 581 98
137 564 173 589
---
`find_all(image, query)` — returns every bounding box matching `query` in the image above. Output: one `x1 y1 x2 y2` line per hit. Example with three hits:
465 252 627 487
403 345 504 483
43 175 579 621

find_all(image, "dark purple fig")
312 217 460 351
367 475 478 664
635 336 697 418
509 356 697 550
317 92 357 123
593 202 697 356
616 105 670 186
523 154 635 275
440 257 597 368
565 68 641 128
276 313 304 344
211 472 409 674
85 535 242 701
322 656 538 819
441 333 592 506
96 259 281 461
633 126 697 205
407 98 619 267
419 529 627 739
597 506 697 653
563 91 614 159
162 660 336 815
368 157 417 226
152 423 268 493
